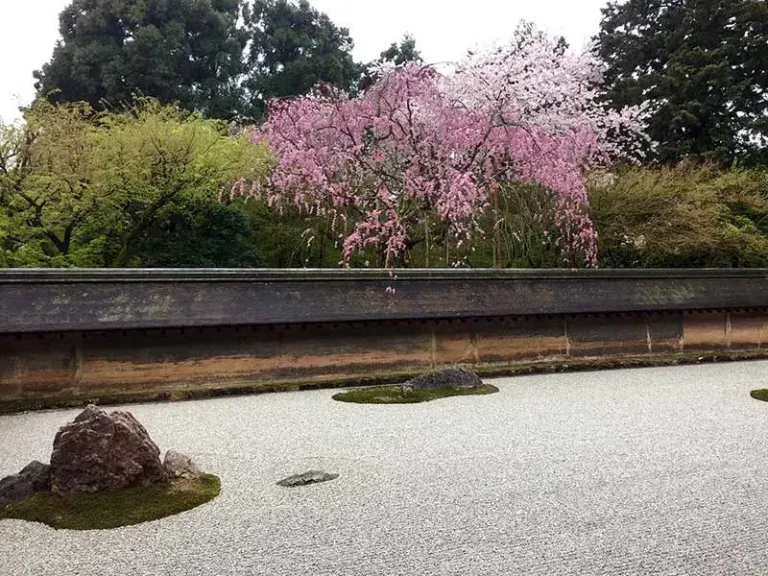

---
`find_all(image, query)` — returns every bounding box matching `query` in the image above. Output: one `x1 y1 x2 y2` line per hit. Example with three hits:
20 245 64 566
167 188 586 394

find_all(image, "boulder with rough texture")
163 451 200 480
50 405 168 495
0 461 51 505
405 367 483 391
277 470 339 487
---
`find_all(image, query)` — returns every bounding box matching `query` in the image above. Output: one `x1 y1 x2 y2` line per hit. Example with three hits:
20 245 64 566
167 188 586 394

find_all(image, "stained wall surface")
3 270 768 411
3 310 768 412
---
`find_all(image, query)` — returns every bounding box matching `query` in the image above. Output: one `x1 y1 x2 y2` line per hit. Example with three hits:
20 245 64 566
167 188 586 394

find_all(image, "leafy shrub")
590 164 768 268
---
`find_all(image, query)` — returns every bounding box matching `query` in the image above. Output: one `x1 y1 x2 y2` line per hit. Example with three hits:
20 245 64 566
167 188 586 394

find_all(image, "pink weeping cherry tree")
231 25 648 269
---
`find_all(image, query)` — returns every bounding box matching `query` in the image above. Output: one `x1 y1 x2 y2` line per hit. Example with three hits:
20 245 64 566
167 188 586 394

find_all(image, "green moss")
0 473 220 530
332 384 499 404
750 389 768 402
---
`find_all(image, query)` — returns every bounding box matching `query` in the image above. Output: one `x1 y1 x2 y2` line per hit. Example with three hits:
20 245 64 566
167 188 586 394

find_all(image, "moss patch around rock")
750 389 768 402
0 473 221 530
332 384 499 404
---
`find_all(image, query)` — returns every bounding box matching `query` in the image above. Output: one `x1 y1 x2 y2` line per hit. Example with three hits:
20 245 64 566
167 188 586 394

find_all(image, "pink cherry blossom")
444 24 650 162
233 27 648 269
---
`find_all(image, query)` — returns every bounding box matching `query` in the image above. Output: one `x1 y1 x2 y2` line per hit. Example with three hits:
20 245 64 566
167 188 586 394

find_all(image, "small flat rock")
406 367 483 391
276 470 339 487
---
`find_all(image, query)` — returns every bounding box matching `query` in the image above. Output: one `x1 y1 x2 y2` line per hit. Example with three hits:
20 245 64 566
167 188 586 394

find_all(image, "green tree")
33 0 246 120
35 0 364 121
0 102 102 265
125 197 266 267
378 34 422 66
0 99 271 267
359 34 422 91
241 0 361 118
596 0 768 165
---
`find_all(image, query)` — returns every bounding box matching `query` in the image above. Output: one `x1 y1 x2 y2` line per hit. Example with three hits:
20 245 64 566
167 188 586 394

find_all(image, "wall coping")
2 268 768 283
2 269 768 333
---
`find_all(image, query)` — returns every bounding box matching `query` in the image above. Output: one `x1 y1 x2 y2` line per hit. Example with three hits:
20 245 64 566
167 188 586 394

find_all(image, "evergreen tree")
241 0 361 118
34 0 364 120
597 0 768 164
34 0 246 120
378 34 422 66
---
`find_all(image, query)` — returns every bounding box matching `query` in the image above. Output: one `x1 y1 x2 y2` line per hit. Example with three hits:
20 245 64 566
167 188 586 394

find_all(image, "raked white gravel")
2 361 768 576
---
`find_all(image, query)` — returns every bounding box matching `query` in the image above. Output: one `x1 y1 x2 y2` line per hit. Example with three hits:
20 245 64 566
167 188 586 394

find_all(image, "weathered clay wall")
3 309 768 412
3 269 768 333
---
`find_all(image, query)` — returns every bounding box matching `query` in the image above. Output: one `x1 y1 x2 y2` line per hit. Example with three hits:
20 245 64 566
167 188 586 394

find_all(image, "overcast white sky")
0 0 611 123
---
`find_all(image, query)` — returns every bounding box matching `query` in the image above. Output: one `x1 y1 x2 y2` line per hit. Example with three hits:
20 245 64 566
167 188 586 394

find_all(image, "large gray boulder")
50 405 168 495
0 461 51 505
406 367 483 391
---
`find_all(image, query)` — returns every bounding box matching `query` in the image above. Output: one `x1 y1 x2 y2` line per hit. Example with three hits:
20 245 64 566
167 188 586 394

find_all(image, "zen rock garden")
4 363 768 575
0 367 491 530
0 404 220 530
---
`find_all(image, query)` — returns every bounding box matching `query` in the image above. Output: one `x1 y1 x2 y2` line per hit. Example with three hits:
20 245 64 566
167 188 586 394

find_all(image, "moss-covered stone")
0 473 220 530
332 384 499 404
750 389 768 402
